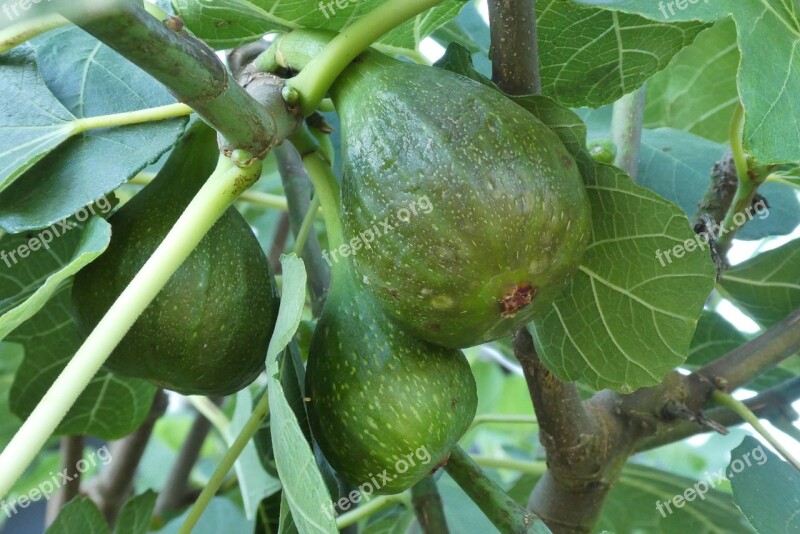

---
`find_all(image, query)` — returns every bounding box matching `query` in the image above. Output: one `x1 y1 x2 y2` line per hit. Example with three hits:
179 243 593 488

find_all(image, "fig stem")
72 103 193 133
293 194 321 256
286 0 445 115
294 129 345 251
178 393 271 534
0 153 262 500
716 101 762 253
0 12 67 54
711 390 800 472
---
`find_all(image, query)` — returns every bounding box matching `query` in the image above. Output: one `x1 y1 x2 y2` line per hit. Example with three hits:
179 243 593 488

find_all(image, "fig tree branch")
411 476 450 534
154 400 222 517
487 0 541 94
697 307 800 392
61 1 301 157
636 377 800 451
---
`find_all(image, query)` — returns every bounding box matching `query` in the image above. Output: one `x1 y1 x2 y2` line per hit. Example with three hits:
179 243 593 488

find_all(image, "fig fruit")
330 49 592 347
306 266 477 494
72 122 279 396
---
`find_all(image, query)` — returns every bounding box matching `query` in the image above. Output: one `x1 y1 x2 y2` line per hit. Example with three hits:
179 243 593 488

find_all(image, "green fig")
72 122 279 396
327 48 591 348
306 266 477 494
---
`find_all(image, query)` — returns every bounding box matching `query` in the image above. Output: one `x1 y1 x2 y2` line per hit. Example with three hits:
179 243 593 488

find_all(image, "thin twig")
411 476 450 534
86 390 168 525
44 435 85 526
154 400 222 516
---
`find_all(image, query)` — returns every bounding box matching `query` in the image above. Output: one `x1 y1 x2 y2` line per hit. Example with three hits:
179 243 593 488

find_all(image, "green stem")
468 414 538 432
445 447 549 534
336 494 408 528
73 103 193 133
712 390 800 471
471 456 547 476
0 13 68 54
178 393 270 534
285 0 444 115
292 195 321 256
717 101 759 253
293 130 344 250
764 174 800 189
187 396 231 439
0 154 261 500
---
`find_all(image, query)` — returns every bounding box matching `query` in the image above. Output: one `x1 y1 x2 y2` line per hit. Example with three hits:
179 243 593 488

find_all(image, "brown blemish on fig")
499 284 537 318
561 154 573 168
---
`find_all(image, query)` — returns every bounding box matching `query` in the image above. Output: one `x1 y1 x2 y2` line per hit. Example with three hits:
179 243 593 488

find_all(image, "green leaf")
9 288 156 438
172 0 464 57
537 0 707 108
113 491 158 534
644 19 739 143
266 254 337 534
517 98 716 392
572 0 726 21
720 239 800 327
575 0 800 163
0 45 76 195
266 254 307 373
46 497 109 534
730 436 800 533
0 26 186 233
687 312 746 367
230 389 281 518
635 128 799 240
0 217 111 341
602 463 752 532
